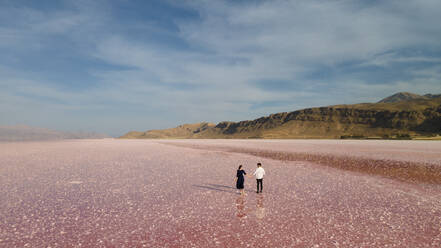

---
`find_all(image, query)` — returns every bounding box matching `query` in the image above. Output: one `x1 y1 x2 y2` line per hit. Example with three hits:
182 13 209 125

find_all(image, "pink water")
1 139 440 247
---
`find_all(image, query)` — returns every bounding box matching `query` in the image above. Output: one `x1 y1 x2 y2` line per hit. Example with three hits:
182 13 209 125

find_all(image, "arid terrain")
121 92 441 139
1 139 440 247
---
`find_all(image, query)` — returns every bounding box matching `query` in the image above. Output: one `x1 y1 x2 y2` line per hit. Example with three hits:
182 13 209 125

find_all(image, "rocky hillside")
120 92 441 139
120 123 215 139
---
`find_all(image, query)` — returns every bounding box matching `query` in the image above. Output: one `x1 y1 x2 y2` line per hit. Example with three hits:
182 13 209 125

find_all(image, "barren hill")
121 92 441 139
120 123 215 139
377 92 427 103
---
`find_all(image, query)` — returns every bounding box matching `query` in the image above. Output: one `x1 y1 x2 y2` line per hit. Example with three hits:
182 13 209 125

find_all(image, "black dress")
236 169 246 189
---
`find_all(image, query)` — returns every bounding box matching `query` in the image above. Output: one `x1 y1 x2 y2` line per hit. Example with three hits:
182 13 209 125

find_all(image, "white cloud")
1 0 441 135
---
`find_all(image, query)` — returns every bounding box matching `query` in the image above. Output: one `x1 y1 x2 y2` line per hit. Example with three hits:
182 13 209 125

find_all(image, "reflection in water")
255 195 266 219
235 196 247 218
235 195 266 219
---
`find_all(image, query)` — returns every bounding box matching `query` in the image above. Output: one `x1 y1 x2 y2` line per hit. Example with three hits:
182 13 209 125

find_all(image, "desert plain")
1 139 440 247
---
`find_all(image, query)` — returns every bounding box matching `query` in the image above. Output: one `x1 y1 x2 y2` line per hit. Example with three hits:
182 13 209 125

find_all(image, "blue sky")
1 0 441 136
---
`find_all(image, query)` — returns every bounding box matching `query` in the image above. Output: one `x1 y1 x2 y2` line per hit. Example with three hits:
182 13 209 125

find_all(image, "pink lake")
1 139 440 247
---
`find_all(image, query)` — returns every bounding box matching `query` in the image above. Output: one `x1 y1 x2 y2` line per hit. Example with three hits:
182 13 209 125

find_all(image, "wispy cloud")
1 0 441 136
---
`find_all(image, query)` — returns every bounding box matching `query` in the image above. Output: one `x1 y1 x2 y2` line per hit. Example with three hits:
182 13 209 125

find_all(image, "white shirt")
253 167 265 179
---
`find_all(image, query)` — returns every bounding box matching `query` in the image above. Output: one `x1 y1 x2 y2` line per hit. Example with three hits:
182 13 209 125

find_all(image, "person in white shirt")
253 162 265 193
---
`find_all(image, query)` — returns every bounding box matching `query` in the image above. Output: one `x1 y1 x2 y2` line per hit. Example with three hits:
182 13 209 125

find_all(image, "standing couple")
236 163 265 195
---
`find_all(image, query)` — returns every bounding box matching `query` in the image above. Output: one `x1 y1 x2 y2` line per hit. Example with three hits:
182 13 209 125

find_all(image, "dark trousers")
256 179 263 192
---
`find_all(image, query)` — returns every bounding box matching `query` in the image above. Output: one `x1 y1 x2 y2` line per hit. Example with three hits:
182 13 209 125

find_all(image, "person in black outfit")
236 165 247 195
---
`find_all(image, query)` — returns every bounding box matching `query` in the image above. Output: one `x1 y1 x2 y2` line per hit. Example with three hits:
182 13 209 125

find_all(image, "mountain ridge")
120 92 441 139
377 92 426 103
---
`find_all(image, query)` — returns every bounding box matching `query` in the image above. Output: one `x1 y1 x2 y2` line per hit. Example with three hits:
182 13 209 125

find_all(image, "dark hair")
257 163 262 167
238 165 242 170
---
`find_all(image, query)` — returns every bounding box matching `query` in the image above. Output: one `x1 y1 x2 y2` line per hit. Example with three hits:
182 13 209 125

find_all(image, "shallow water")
1 139 440 247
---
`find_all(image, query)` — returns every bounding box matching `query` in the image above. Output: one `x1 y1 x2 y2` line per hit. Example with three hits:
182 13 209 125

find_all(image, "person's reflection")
235 196 247 218
255 194 266 219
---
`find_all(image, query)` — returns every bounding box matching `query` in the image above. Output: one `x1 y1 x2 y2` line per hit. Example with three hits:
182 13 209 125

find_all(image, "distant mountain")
377 92 441 103
377 92 427 103
0 125 110 141
424 93 441 99
120 92 441 139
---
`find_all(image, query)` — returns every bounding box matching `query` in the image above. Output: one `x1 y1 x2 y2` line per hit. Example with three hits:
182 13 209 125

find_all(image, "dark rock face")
414 105 441 133
193 122 214 134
